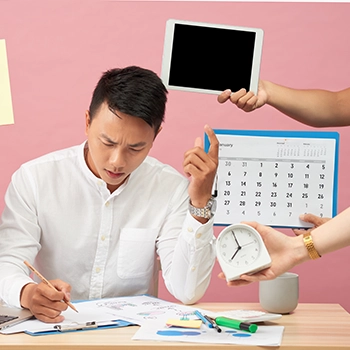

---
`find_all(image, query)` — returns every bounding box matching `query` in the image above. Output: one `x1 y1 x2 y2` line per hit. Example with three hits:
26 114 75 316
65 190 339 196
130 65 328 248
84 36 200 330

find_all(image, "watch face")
217 225 261 267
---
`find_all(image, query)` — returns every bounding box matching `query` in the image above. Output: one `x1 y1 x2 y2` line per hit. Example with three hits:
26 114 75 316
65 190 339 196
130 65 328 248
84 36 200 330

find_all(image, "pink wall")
1 1 350 311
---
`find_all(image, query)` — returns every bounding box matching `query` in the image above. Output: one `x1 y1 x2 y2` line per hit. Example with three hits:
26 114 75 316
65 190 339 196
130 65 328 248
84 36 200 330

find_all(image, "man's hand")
183 125 219 223
217 80 268 112
20 279 72 323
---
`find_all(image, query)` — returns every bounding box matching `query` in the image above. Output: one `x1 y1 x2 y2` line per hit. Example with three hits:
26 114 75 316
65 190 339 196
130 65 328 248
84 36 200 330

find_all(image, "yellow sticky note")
0 39 14 126
166 319 202 329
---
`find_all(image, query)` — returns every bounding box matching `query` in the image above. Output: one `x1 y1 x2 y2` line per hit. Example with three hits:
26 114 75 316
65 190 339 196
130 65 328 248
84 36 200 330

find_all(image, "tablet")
161 19 264 95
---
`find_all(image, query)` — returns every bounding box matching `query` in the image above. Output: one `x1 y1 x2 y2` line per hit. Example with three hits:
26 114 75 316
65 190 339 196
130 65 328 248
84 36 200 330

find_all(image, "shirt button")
96 267 101 273
105 201 110 207
196 233 202 239
187 227 193 233
101 235 106 241
191 266 196 272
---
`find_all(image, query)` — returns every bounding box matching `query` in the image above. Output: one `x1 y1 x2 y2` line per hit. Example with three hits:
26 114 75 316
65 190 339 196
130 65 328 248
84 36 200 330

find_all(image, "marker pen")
215 317 258 333
204 315 222 333
194 310 213 328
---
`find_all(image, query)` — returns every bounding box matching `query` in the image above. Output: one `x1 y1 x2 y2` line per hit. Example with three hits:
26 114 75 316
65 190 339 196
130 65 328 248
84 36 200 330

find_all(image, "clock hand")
229 230 243 261
232 231 242 248
230 246 242 261
240 241 255 248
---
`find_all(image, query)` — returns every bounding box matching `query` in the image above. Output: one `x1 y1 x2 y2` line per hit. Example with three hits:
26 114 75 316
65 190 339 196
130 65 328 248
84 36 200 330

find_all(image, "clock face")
217 225 261 267
216 223 271 281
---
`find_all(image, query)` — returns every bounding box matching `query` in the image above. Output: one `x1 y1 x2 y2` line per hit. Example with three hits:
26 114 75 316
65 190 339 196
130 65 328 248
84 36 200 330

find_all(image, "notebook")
0 304 33 330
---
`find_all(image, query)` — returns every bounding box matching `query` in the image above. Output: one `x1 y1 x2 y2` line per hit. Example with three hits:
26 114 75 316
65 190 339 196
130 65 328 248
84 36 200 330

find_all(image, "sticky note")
0 39 14 126
166 319 202 329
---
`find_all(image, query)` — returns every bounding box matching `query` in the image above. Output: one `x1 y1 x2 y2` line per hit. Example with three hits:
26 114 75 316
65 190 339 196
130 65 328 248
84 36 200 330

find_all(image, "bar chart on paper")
205 130 339 228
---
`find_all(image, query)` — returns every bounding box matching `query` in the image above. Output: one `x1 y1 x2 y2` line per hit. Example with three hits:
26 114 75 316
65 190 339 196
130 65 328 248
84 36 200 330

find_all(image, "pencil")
23 260 78 313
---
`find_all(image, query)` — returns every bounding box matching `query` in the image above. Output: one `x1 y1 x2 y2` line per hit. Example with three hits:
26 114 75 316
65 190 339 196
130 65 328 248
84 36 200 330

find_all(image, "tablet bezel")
161 19 264 95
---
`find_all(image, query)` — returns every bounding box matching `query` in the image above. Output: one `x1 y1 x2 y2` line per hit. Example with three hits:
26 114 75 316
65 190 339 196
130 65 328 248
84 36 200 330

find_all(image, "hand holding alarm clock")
216 223 271 281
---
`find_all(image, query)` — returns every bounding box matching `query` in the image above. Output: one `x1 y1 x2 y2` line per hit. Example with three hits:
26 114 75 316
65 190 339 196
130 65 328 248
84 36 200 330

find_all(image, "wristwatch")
303 232 321 260
189 196 217 219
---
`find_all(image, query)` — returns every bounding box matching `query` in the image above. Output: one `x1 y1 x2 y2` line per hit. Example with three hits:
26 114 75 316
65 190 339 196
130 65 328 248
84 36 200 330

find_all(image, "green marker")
215 317 258 333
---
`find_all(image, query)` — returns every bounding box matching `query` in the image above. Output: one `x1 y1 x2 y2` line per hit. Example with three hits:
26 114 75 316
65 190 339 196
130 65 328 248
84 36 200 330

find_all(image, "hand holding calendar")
292 213 331 236
184 125 219 215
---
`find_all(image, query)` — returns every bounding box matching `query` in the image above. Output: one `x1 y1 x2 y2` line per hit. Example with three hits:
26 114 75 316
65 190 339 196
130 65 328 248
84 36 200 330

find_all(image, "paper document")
0 295 284 345
0 39 14 126
210 309 282 323
133 323 284 346
0 299 137 335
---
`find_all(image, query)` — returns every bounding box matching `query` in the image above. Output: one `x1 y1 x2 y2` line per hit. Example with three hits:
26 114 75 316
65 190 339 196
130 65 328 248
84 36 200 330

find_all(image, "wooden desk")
1 302 350 349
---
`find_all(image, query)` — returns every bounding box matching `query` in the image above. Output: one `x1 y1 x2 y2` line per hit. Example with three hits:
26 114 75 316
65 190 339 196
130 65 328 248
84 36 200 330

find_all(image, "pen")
194 310 213 329
204 315 222 333
212 173 218 198
23 260 78 313
215 316 258 333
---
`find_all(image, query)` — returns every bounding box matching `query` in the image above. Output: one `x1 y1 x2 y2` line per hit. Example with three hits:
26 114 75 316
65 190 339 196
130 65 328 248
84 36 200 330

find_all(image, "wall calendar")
205 130 339 228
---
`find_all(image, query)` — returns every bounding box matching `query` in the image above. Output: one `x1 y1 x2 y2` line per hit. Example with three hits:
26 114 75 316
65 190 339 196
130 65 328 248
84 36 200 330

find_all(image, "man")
0 66 219 323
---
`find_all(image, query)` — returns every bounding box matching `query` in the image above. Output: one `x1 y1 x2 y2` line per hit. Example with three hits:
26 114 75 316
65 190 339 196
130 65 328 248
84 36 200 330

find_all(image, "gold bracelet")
303 232 321 260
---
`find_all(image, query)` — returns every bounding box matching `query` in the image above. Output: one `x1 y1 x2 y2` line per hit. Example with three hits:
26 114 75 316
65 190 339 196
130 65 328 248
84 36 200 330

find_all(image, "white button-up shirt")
0 142 216 307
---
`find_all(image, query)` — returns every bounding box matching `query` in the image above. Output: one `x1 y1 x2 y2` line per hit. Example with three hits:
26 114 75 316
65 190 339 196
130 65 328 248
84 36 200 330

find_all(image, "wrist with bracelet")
303 232 321 260
188 196 217 219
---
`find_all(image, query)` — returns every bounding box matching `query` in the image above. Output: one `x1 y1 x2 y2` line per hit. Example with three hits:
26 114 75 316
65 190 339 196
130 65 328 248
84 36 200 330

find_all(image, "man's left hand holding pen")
20 275 73 323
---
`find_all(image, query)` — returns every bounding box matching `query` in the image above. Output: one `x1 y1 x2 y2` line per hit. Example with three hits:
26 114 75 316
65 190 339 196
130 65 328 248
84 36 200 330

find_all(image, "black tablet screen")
169 24 256 92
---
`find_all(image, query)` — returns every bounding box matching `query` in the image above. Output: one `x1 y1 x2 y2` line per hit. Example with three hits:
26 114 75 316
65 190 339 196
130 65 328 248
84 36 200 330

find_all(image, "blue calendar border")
204 129 340 228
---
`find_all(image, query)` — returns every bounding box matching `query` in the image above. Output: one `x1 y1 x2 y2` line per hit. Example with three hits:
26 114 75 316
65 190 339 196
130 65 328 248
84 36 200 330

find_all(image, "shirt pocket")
117 228 159 279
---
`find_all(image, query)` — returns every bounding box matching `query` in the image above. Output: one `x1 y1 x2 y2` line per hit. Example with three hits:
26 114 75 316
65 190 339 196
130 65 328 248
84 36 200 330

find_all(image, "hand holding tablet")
161 19 264 95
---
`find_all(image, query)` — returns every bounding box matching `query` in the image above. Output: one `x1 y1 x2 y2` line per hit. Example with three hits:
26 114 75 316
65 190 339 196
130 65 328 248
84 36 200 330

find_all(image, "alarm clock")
216 223 271 282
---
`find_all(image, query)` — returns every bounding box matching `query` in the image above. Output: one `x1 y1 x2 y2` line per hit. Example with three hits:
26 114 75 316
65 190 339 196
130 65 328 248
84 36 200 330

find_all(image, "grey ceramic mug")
259 272 299 314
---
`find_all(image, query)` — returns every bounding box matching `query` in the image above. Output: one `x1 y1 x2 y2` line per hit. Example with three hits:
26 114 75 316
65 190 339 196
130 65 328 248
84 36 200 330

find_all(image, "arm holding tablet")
218 80 350 127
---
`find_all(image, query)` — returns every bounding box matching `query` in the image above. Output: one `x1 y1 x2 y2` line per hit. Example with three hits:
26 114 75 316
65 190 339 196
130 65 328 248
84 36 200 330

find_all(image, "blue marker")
194 310 213 328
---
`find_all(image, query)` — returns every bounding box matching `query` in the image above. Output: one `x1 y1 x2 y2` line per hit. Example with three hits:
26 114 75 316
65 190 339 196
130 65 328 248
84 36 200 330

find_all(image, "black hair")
88 66 168 132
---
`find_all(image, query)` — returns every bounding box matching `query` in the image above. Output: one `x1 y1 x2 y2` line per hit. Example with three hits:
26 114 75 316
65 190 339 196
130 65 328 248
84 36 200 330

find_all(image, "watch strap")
303 232 321 260
188 197 214 219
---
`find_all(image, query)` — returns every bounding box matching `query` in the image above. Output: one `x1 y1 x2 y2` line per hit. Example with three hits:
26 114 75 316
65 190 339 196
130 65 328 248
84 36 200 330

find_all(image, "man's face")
85 102 157 192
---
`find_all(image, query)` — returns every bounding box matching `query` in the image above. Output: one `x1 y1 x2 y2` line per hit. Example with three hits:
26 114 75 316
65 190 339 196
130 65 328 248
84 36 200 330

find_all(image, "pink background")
1 1 350 311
